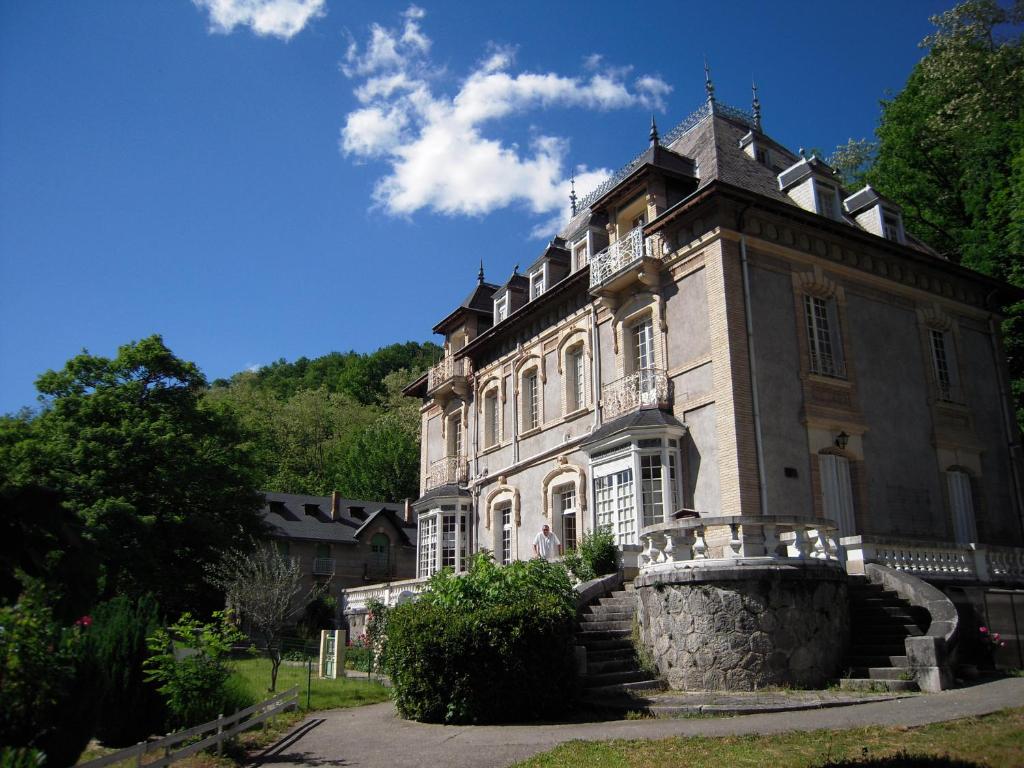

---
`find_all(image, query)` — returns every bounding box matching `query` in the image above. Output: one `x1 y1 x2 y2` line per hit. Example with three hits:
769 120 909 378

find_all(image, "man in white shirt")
532 524 562 562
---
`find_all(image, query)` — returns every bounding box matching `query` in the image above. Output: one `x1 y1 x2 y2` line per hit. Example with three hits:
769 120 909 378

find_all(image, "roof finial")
649 113 659 147
752 80 762 131
704 57 715 103
569 173 578 216
478 259 484 284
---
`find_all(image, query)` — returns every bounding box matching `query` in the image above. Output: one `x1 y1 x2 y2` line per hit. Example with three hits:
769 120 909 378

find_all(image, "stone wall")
635 563 848 690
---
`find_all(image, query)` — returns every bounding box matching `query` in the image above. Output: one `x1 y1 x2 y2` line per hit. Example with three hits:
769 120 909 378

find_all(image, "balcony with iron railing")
808 351 847 380
601 368 671 421
426 355 471 402
589 228 662 295
425 455 468 491
312 557 336 576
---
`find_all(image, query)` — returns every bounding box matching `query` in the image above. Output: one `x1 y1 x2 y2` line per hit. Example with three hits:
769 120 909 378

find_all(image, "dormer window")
883 210 904 243
572 239 589 270
529 268 545 300
815 182 839 220
755 146 769 166
494 295 508 322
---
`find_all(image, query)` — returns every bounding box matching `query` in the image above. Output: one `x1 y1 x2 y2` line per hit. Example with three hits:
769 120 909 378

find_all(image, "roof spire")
478 259 484 284
752 80 762 131
649 113 659 147
704 57 715 103
569 173 578 216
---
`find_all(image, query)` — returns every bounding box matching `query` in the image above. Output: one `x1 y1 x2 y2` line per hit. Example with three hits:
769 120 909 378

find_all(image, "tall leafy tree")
14 336 265 616
836 1 1024 425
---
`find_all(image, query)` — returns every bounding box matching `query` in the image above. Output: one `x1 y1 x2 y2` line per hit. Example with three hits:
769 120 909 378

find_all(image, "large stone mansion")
344 87 1024 690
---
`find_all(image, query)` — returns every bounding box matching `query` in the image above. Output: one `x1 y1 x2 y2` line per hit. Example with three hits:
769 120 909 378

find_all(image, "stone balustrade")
638 515 842 572
340 576 428 616
842 535 1024 584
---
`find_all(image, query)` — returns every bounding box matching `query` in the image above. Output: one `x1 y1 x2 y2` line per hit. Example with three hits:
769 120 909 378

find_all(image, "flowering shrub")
979 626 1007 651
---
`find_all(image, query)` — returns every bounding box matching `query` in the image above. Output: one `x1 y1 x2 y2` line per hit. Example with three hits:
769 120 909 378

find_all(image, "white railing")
341 577 428 614
843 536 1024 583
638 515 842 572
601 368 670 421
312 557 336 576
426 455 467 490
589 228 649 288
427 355 471 392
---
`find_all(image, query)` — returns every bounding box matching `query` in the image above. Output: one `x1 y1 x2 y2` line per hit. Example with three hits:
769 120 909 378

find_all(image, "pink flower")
75 615 93 628
979 626 989 634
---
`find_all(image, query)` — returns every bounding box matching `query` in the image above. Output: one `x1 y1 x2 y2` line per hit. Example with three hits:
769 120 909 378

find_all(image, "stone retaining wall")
635 563 848 690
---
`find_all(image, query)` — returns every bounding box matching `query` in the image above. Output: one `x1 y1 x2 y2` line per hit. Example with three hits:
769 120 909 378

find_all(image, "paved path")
254 677 1024 768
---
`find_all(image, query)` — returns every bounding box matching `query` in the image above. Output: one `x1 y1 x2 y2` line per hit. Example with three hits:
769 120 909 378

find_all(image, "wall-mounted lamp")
834 431 850 450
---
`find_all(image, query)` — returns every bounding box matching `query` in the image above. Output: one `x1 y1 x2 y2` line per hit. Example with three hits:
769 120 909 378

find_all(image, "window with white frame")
494 295 508 322
595 469 636 546
929 328 960 402
418 508 468 577
567 345 585 412
639 453 665 527
418 515 437 577
499 504 513 565
483 389 499 448
556 484 577 551
529 268 545 300
573 239 588 270
668 439 684 513
946 470 977 545
815 183 838 220
447 413 462 457
630 315 654 372
804 295 845 378
522 369 540 431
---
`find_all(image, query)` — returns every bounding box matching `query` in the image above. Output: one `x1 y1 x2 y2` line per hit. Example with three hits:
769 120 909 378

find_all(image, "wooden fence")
77 686 300 768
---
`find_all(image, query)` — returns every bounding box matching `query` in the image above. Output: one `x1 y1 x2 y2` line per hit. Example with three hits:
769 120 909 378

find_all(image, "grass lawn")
512 707 1024 768
229 657 391 712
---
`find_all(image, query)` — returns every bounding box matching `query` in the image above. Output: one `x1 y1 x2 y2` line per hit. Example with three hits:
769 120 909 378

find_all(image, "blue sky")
0 0 955 413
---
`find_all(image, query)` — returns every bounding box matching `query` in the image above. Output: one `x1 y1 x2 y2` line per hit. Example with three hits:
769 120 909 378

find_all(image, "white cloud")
339 7 671 233
193 0 325 40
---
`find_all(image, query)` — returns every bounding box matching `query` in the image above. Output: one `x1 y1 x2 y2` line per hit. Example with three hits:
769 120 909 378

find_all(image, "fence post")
307 656 312 710
135 741 144 768
216 713 224 756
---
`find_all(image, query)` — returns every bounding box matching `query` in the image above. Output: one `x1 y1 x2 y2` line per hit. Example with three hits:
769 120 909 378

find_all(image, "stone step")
585 669 652 688
577 635 633 651
851 623 923 638
586 657 637 674
597 597 635 609
585 646 637 662
582 609 634 622
851 606 918 620
868 667 917 681
838 678 919 693
856 596 910 608
846 654 909 669
847 643 910 657
584 678 665 696
578 619 632 632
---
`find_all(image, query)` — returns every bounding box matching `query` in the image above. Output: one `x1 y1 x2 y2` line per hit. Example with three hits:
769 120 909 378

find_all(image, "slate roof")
432 281 500 334
261 491 415 546
413 483 472 506
582 408 687 447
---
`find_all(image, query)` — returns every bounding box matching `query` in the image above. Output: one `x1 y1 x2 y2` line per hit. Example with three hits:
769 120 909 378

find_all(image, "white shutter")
820 454 856 537
947 471 977 544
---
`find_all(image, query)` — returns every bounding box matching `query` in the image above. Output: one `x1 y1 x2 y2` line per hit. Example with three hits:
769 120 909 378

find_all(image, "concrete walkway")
254 677 1024 768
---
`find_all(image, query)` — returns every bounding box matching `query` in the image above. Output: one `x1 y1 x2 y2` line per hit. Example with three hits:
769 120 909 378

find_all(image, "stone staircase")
576 582 663 696
838 575 926 693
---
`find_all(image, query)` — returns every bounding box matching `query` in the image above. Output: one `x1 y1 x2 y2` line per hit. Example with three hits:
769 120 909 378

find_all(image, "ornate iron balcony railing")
601 368 670 421
312 557 336 576
427 355 471 393
589 228 649 289
808 351 847 380
426 455 467 491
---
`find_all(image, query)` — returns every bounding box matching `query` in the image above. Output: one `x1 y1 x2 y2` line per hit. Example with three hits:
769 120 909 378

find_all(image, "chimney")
348 505 366 520
404 498 413 524
331 491 341 521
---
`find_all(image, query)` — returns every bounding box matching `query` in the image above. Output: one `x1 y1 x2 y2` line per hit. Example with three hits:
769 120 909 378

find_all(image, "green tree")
14 336 265 616
336 412 421 501
841 1 1024 425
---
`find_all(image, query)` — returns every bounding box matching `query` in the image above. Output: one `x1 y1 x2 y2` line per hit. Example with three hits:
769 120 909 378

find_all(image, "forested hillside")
204 341 442 502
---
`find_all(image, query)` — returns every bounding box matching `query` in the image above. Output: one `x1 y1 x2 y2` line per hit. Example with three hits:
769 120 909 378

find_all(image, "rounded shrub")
379 554 578 724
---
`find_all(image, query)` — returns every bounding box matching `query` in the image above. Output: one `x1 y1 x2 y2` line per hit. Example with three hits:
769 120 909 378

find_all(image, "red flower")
75 615 93 628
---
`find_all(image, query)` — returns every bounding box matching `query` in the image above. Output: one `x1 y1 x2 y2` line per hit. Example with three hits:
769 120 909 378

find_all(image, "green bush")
88 594 166 746
563 526 618 582
380 554 577 724
0 580 96 767
145 612 252 729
